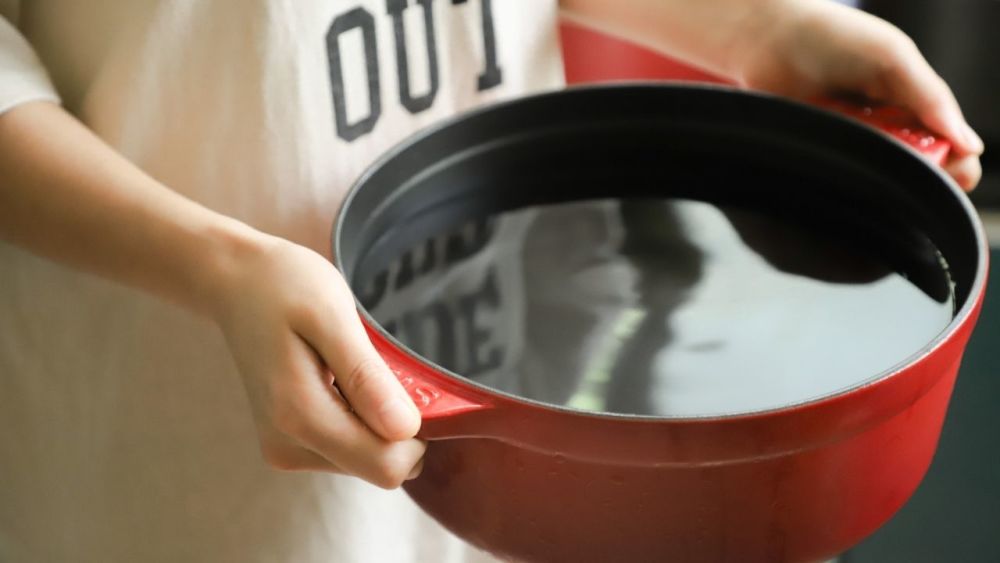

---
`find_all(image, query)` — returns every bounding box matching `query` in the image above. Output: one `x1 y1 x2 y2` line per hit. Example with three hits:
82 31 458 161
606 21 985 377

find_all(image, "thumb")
878 39 984 157
295 274 422 441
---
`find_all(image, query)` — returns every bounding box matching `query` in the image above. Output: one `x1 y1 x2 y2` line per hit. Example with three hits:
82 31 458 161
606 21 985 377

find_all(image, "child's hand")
0 102 424 487
214 235 425 489
738 0 984 190
562 0 983 189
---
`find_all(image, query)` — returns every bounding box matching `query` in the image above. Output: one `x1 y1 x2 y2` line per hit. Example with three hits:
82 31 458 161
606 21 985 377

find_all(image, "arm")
560 0 984 190
0 102 254 315
0 101 424 488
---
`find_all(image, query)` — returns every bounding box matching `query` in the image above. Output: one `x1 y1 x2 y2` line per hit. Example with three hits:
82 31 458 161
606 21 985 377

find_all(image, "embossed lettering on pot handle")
363 321 499 440
817 98 952 166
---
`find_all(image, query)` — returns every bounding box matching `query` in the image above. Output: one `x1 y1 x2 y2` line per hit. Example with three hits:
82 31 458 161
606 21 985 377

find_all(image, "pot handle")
815 98 951 166
364 321 498 440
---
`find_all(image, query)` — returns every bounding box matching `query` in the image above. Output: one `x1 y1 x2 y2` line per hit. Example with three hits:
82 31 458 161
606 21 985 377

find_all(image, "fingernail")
378 397 416 436
404 392 421 417
964 123 985 154
406 459 425 481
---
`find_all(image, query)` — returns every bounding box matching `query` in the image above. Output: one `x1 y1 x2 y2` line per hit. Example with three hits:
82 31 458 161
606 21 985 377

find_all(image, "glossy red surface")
358 23 983 563
368 288 984 562
559 21 729 85
814 100 951 166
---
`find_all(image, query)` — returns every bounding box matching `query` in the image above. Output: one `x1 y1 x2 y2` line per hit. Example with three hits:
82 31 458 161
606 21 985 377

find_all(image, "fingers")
874 33 985 158
258 431 346 474
222 241 426 485
944 153 983 192
270 335 427 488
292 401 427 489
259 418 425 486
293 270 422 442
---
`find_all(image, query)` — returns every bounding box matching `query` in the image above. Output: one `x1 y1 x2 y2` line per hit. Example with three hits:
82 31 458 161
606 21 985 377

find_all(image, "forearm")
0 101 267 317
559 0 809 82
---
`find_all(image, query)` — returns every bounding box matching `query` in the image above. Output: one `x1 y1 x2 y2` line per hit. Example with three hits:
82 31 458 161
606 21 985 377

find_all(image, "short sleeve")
0 13 60 115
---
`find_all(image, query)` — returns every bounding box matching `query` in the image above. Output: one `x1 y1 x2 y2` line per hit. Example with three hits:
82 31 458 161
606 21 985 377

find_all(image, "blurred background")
557 1 1000 561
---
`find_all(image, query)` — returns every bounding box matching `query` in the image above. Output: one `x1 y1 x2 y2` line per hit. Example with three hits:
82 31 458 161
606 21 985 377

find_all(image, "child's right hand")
212 233 426 489
0 102 424 489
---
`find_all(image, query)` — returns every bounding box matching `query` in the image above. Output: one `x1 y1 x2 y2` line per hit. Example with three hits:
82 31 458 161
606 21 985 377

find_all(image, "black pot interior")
335 84 984 416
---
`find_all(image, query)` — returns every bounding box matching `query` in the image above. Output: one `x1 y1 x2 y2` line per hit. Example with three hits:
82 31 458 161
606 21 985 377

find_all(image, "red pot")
334 84 988 563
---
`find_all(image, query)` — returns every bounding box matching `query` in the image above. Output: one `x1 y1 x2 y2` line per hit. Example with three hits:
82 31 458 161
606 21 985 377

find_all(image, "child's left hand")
563 0 983 190
738 0 983 190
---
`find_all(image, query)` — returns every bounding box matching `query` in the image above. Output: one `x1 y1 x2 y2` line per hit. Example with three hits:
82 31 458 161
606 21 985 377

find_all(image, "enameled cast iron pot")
333 84 988 563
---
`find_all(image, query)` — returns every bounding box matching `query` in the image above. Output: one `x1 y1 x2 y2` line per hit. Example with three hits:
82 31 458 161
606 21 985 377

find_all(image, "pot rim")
333 82 990 423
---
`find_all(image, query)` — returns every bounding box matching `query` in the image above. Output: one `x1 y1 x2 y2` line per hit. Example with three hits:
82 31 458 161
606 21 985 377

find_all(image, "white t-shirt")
0 2 563 561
